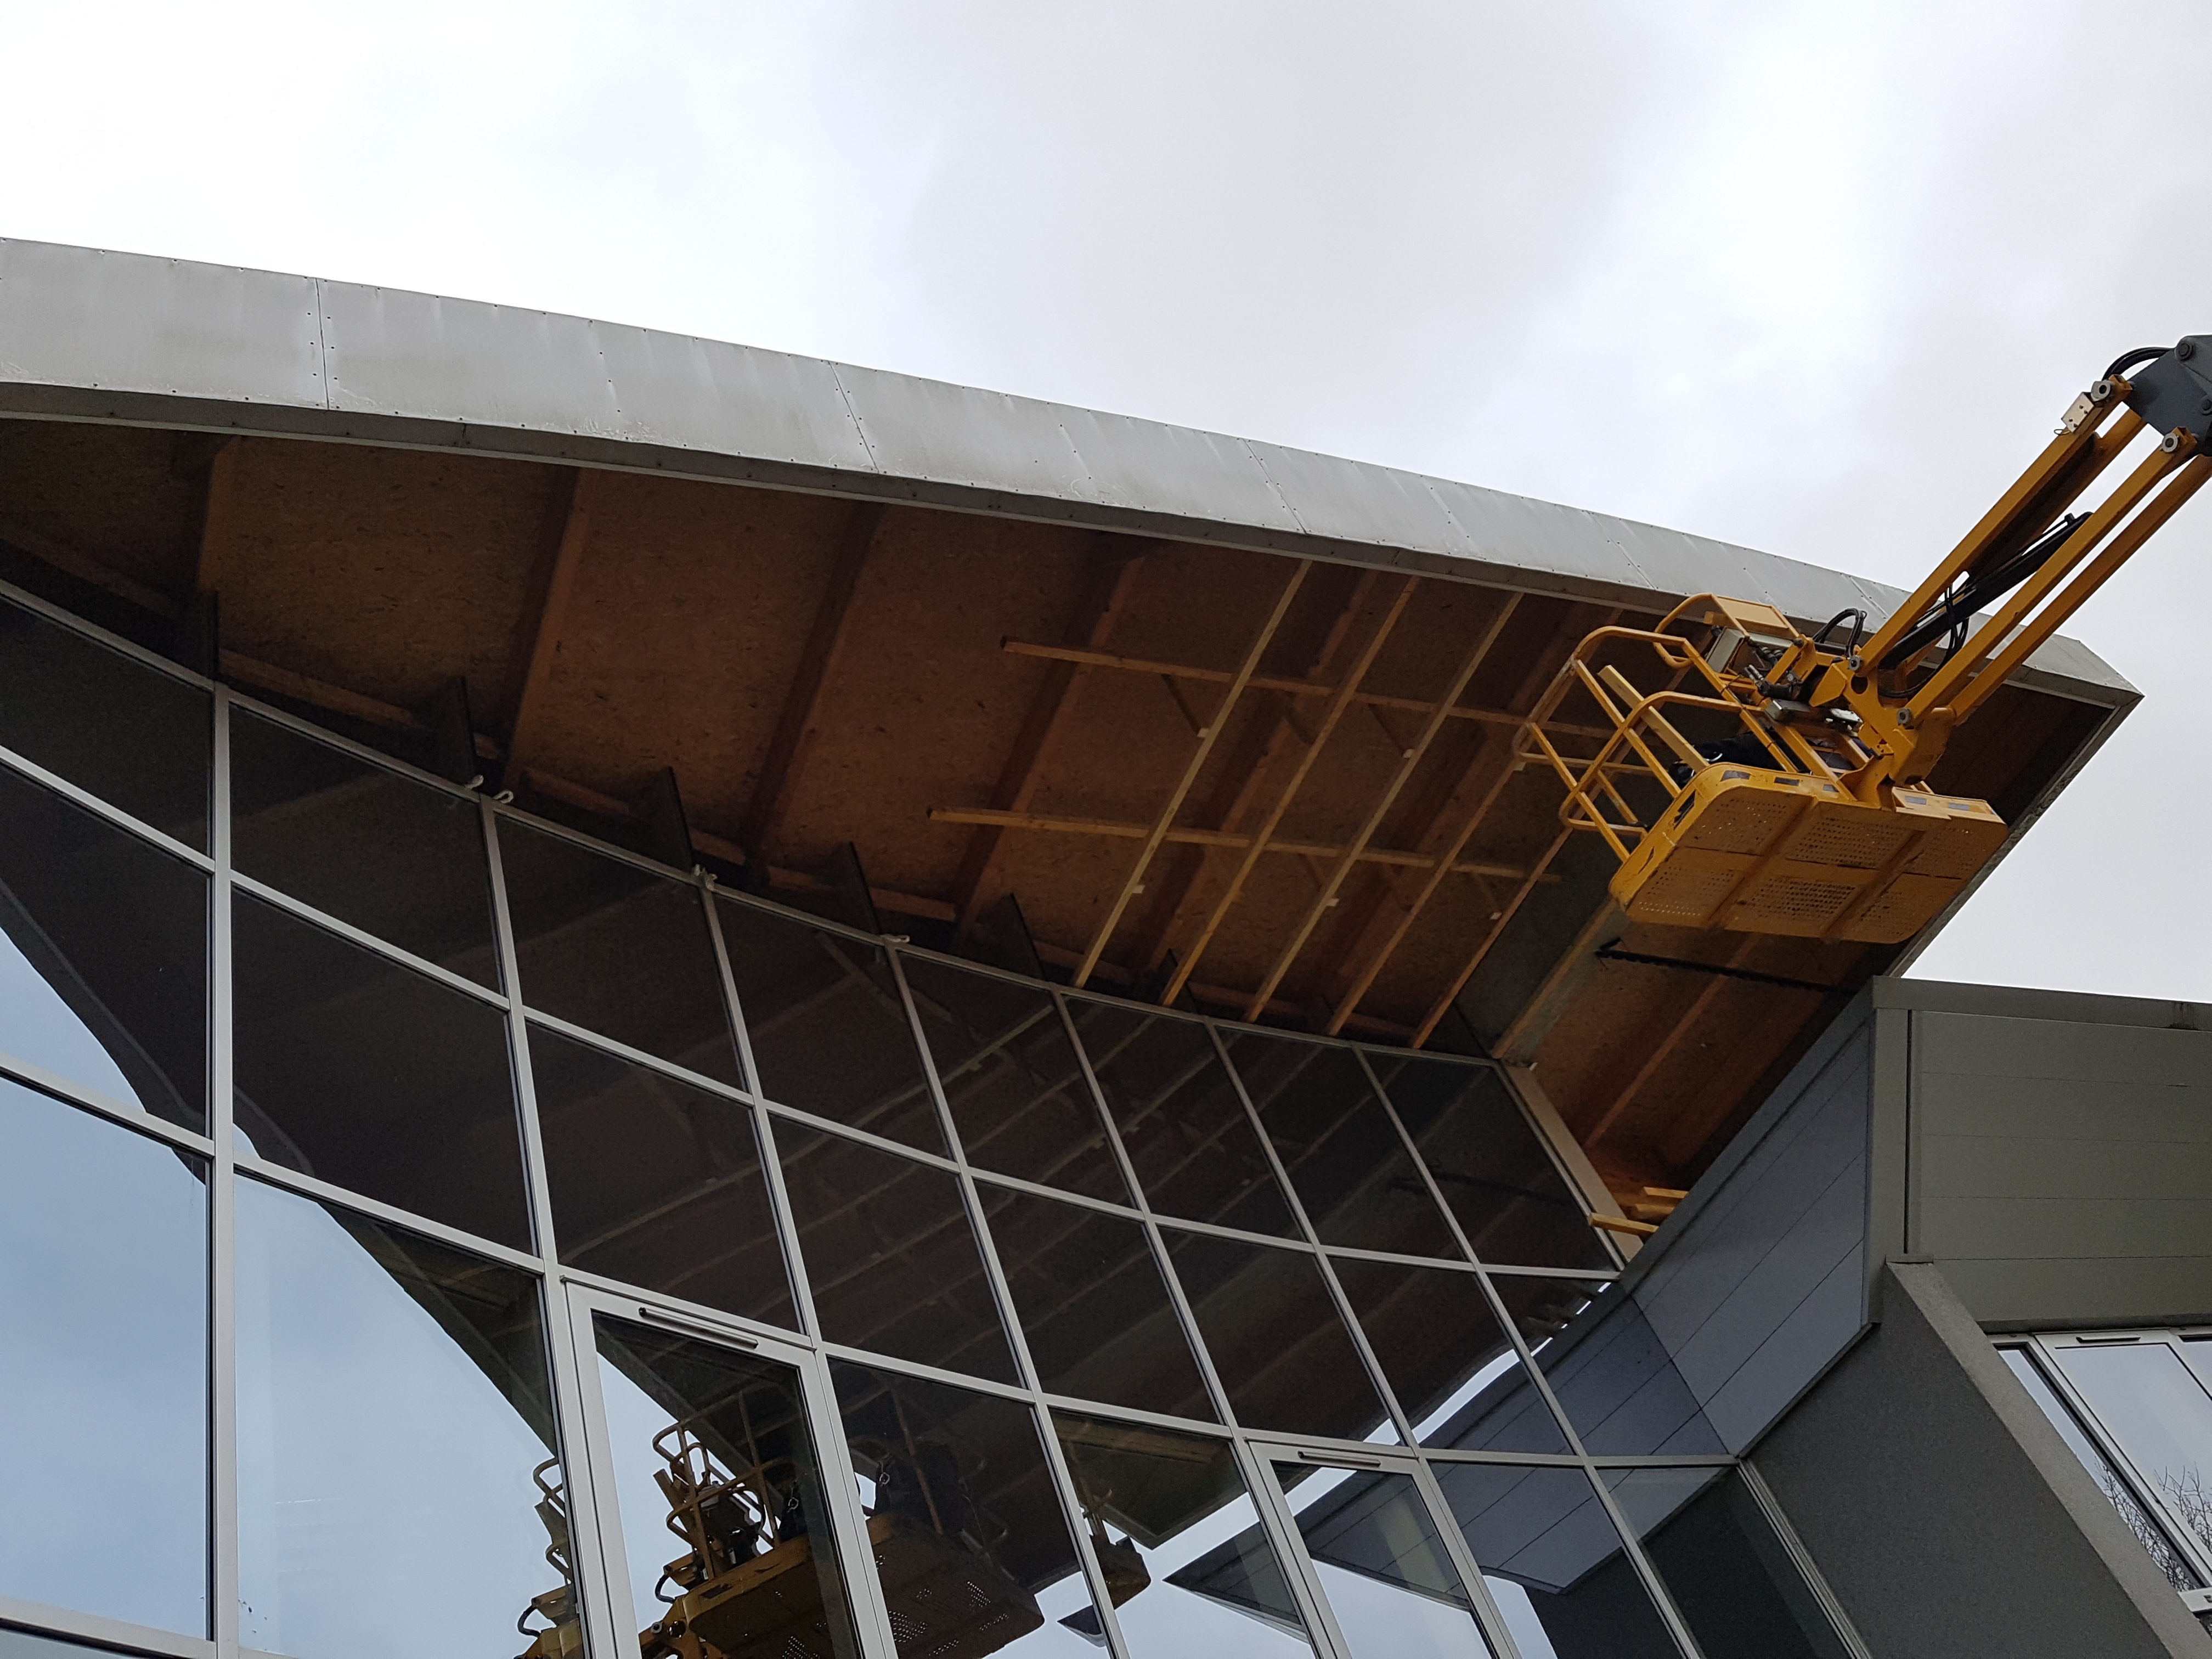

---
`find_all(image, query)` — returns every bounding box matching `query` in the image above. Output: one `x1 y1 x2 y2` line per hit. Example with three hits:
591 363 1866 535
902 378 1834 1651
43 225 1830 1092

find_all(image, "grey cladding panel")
1052 405 1300 530
1916 1011 2212 1088
0 241 321 405
321 284 624 432
834 363 1099 503
594 328 878 470
1938 1255 2212 1329
1918 1196 2212 1263
1240 439 1474 555
1920 1128 2212 1202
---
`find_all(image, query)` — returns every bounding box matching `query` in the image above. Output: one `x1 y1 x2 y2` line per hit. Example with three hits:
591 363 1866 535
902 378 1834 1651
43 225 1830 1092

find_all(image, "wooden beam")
1584 938 1759 1148
1412 824 1574 1047
1001 637 1608 738
1325 605 1617 1035
952 540 1152 935
925 805 1553 882
194 438 242 595
1243 592 1520 1020
737 501 889 857
1161 576 1419 1004
499 468 597 792
1074 561 1312 986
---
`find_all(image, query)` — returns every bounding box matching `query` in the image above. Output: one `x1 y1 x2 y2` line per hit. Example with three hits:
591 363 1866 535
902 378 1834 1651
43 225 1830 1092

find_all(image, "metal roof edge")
0 236 2134 702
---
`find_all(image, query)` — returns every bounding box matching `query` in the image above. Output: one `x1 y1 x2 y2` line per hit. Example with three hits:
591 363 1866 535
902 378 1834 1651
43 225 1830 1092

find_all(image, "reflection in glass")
0 762 206 1130
594 1316 861 1659
1604 1469 1851 1659
719 899 942 1153
1432 1463 1682 1659
1367 1059 1612 1271
233 894 529 1248
2047 1341 2212 1561
1517 1281 1723 1457
1329 1259 1567 1453
500 820 739 1085
980 1186 1213 1420
774 1122 1017 1383
1271 1464 1494 1658
903 954 1126 1200
1163 1231 1387 1440
1227 1034 1457 1259
1053 1412 1314 1656
1066 1000 1294 1235
832 1362 1100 1658
236 1178 567 1659
0 1082 206 1635
231 708 497 984
2002 1349 2203 1590
531 1025 796 1330
0 596 210 848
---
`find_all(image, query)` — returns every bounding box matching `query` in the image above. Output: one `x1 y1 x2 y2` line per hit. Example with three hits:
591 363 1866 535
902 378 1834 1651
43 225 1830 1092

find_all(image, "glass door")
560 1284 877 1659
1254 1446 1509 1659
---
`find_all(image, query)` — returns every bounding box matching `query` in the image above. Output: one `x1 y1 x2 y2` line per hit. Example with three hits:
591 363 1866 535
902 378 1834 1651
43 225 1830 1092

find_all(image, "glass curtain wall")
0 585 1854 1659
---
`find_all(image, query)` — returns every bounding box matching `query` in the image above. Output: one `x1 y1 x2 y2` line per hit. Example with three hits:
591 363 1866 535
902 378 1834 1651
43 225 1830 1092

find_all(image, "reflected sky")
0 925 143 1107
0 1081 205 1636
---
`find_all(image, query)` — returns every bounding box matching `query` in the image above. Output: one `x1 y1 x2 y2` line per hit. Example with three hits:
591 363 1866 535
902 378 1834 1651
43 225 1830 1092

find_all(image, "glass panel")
902 953 1127 1200
231 708 498 984
719 898 943 1153
232 893 529 1249
0 762 206 1131
1162 1230 1387 1440
2002 1348 2203 1590
1329 1259 1567 1452
1516 1280 1723 1457
500 819 740 1085
593 1314 861 1659
0 596 210 848
1270 1464 1495 1658
1368 1058 1613 1271
1432 1463 1683 1659
2048 1340 2212 1561
1227 1034 1458 1258
1053 1411 1314 1656
1065 999 1295 1236
0 1081 206 1635
980 1184 1214 1420
531 1024 796 1330
236 1178 568 1659
1604 1468 1853 1659
832 1362 1101 1658
774 1120 1017 1383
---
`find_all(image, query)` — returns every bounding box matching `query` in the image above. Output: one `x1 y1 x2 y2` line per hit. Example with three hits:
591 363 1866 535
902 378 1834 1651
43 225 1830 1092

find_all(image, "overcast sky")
6 1 2208 1001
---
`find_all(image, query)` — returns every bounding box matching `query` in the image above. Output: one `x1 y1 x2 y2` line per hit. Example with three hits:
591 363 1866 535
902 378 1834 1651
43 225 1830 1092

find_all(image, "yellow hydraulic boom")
1528 340 2212 943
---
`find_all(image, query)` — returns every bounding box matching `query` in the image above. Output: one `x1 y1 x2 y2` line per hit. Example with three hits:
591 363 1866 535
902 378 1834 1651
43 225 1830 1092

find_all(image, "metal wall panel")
833 363 1102 504
596 328 879 470
1240 439 1477 556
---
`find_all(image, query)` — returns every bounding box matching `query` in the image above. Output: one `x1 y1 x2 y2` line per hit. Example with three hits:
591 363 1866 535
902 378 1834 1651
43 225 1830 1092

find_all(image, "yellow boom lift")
1527 340 2212 943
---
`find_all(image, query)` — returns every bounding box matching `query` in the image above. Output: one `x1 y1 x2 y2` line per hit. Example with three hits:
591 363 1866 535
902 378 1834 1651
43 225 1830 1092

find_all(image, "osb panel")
0 419 207 596
215 438 557 710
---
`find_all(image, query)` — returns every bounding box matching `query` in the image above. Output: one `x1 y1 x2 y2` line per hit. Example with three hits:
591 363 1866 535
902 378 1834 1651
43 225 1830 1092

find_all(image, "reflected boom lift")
1528 339 2212 941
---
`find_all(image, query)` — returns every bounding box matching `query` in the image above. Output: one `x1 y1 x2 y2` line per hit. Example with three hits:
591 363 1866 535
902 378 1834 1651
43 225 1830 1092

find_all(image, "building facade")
0 240 2204 1659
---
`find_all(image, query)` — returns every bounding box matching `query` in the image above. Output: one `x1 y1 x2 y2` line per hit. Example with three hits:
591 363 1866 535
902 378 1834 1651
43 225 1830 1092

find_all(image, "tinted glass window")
0 597 210 848
1432 1462 1683 1658
0 1082 206 1636
1329 1259 1567 1453
903 954 1127 1201
500 819 739 1086
236 1179 565 1659
1605 1468 1852 1659
1163 1230 1386 1440
594 1316 862 1659
233 894 528 1249
2047 1341 2212 1562
0 763 207 1131
531 1025 795 1330
1271 1464 1495 1659
1067 1000 1294 1236
231 708 497 984
1371 1059 1612 1271
1053 1411 1314 1656
832 1362 1103 1659
719 898 942 1153
774 1121 1015 1383
980 1185 1212 1420
1228 1033 1457 1257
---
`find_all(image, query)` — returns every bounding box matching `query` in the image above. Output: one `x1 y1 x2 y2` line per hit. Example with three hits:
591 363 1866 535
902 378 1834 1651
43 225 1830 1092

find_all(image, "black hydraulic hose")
1809 608 1866 654
2105 345 2169 381
1877 511 2087 671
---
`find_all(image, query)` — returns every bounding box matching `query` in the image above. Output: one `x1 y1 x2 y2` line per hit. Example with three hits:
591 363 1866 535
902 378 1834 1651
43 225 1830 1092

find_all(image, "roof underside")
0 239 2134 1199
